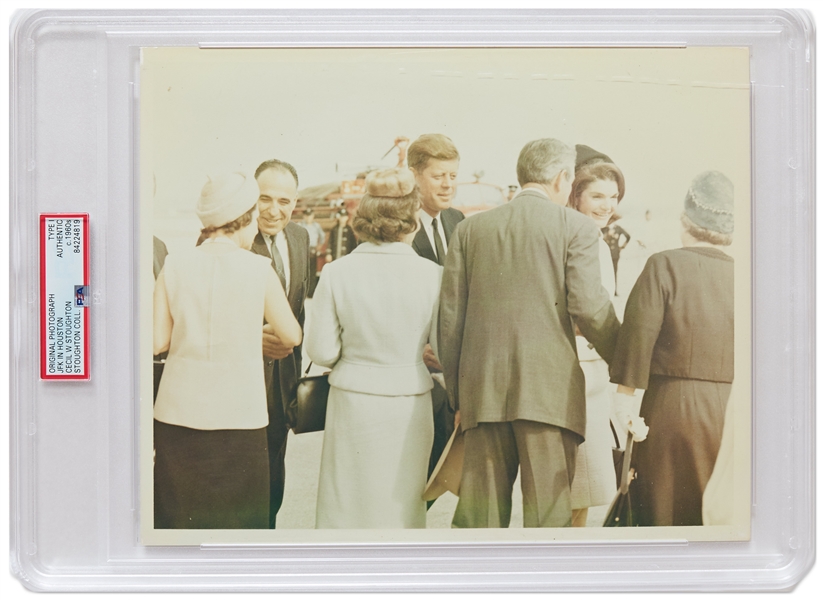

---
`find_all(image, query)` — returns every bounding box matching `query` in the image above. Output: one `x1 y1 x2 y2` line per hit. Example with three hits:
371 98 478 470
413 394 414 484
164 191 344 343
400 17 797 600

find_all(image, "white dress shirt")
262 230 291 294
418 208 449 256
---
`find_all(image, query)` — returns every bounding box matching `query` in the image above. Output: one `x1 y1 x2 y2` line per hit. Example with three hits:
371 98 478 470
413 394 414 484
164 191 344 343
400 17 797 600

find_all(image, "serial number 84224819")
70 220 81 253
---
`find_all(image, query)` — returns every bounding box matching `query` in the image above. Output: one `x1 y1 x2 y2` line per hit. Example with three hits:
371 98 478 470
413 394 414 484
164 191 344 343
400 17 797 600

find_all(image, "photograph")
139 46 752 545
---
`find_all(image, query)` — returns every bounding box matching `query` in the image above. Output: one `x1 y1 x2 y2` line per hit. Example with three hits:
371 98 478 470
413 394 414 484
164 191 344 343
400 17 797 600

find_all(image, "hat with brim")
196 171 259 229
422 425 465 501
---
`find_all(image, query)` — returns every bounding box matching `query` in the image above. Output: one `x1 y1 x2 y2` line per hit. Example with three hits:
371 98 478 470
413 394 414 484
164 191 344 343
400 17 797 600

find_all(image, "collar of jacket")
513 187 551 201
351 241 418 256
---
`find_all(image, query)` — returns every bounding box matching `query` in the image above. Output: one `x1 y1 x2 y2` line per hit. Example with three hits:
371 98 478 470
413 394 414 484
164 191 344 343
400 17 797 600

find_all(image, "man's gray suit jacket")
438 189 620 439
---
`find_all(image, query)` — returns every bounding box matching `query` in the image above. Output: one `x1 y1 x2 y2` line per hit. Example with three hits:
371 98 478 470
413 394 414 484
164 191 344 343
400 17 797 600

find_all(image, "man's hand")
423 343 443 372
263 324 296 360
454 410 461 429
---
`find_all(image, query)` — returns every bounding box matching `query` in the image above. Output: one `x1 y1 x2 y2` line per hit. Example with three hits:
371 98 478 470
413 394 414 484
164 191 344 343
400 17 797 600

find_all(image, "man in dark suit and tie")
439 138 620 528
407 134 465 485
252 159 311 528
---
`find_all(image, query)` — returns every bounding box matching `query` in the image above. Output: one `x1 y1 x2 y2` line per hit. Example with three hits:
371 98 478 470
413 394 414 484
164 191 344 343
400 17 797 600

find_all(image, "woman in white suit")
305 167 442 529
567 159 626 527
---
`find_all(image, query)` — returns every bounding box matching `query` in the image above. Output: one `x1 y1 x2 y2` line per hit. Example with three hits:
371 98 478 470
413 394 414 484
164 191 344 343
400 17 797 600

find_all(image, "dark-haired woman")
305 167 441 529
153 172 302 529
609 171 735 527
567 161 626 526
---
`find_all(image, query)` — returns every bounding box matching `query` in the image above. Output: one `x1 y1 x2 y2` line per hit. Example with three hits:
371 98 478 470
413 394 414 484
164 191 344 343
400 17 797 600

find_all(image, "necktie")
432 218 446 266
270 236 287 291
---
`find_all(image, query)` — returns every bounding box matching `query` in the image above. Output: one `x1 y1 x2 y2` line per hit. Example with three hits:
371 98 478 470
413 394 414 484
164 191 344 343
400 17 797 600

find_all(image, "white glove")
627 416 649 443
613 390 649 443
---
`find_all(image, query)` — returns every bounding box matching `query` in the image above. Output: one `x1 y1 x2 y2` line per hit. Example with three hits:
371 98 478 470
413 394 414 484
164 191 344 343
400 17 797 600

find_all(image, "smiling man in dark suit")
409 134 465 267
252 158 311 529
407 134 465 487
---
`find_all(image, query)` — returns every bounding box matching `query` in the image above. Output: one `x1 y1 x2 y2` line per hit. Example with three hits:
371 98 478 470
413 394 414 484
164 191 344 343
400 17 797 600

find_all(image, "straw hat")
196 171 258 228
422 425 465 501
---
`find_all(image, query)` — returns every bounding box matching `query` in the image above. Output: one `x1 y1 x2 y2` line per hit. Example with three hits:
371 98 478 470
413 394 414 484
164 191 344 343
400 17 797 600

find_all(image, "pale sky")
142 47 750 226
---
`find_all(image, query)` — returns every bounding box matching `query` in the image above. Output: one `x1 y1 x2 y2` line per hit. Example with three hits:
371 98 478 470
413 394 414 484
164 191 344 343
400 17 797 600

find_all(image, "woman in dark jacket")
609 171 735 527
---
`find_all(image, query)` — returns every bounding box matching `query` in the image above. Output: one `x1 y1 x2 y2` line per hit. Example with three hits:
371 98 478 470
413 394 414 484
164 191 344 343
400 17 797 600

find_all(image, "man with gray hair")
438 138 620 528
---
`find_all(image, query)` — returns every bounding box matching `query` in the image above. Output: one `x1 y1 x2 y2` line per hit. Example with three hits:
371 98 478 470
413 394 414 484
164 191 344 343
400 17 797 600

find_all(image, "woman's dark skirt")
631 376 732 527
154 420 270 529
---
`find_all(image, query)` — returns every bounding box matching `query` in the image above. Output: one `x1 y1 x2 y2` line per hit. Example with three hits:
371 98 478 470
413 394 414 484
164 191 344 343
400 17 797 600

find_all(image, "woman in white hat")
153 172 302 529
567 159 625 527
305 167 441 529
609 171 735 527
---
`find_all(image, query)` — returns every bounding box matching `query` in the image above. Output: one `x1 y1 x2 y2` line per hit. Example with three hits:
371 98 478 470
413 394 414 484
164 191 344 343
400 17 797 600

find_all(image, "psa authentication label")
40 214 90 380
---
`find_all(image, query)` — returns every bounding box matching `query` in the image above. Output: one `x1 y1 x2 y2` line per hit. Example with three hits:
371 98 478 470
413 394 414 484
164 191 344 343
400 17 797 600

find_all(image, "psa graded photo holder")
9 9 815 592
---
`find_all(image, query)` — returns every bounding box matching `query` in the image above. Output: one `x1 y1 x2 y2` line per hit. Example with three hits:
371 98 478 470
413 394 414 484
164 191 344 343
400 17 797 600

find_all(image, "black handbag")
288 362 330 434
604 432 637 527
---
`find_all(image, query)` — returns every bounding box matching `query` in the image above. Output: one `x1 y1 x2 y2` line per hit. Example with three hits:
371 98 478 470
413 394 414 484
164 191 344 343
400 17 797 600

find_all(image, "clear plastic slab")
8 9 815 592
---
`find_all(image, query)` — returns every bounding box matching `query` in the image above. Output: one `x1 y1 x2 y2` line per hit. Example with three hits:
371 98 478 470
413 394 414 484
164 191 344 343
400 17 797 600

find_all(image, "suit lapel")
412 226 438 263
441 208 463 244
252 227 302 310
251 231 271 260
283 223 304 309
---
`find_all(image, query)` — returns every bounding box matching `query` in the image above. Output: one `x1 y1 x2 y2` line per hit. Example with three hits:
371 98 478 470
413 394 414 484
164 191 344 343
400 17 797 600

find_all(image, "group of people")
152 132 735 530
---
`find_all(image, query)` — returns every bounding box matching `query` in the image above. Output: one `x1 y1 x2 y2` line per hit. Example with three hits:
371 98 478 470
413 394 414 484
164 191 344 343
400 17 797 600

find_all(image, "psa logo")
74 285 88 307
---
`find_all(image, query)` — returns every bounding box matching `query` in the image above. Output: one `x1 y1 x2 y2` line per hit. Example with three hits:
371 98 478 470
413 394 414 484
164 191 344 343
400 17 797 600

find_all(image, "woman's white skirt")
316 386 434 529
570 359 618 510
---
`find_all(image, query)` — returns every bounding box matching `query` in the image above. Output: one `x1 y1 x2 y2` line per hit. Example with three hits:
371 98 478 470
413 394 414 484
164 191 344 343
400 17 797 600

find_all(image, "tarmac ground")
276 427 610 529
